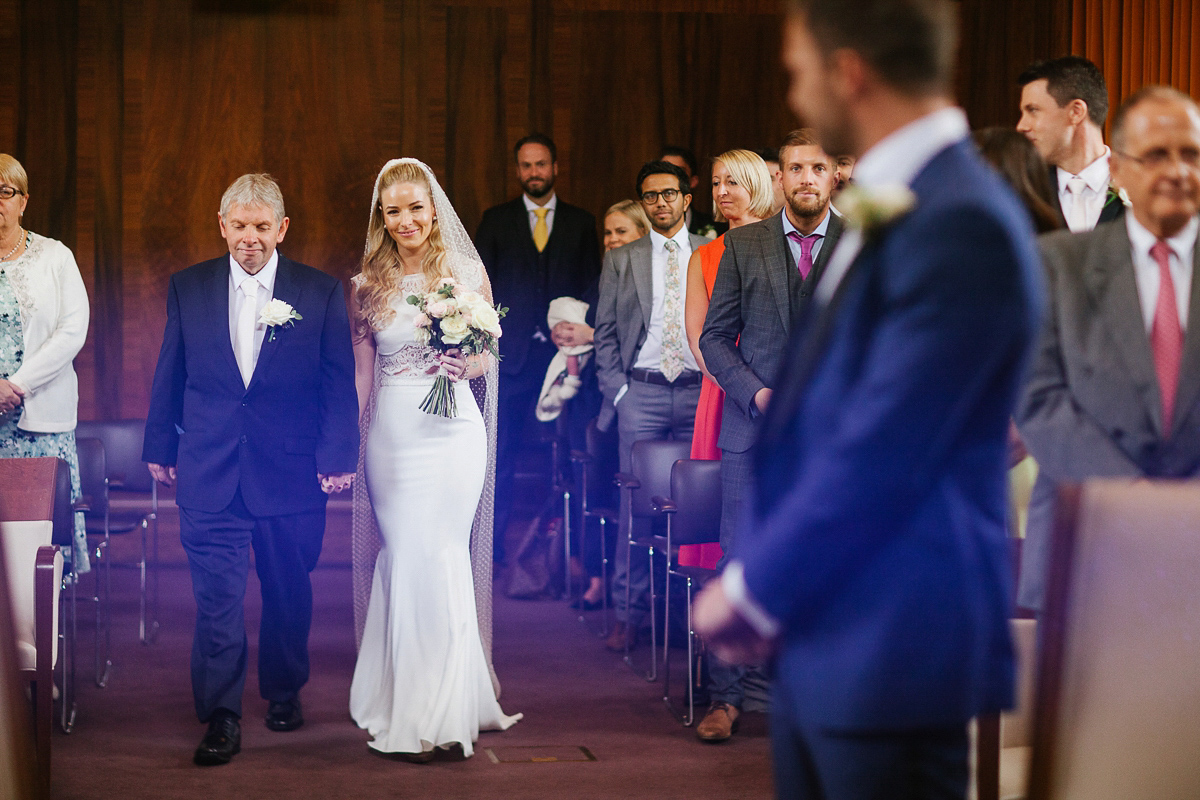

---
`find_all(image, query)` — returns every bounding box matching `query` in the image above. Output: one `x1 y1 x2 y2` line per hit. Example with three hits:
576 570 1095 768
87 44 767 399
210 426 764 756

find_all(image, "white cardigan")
6 232 89 433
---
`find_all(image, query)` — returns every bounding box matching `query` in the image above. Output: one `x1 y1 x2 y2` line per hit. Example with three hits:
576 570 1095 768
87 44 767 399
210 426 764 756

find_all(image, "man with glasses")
1017 86 1200 614
594 160 708 652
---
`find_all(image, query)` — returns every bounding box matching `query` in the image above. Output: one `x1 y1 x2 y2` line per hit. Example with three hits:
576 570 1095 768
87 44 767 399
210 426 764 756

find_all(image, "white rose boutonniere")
259 299 303 341
1105 180 1132 209
837 183 917 236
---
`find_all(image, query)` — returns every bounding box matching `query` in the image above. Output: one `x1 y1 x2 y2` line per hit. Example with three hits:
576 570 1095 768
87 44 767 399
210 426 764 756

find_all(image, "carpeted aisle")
51 504 774 799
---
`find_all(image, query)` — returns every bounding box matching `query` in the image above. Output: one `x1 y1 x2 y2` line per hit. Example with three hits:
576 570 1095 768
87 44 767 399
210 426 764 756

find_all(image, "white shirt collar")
649 225 691 252
1126 212 1200 263
852 106 970 191
229 249 279 292
781 207 832 239
523 193 557 213
1058 147 1111 193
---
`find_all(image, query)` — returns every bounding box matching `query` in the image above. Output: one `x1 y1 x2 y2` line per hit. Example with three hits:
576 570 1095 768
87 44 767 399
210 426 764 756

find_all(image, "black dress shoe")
265 698 303 732
194 711 241 766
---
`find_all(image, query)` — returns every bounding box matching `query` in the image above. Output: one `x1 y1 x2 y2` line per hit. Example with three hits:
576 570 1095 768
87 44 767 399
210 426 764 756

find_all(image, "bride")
349 158 521 760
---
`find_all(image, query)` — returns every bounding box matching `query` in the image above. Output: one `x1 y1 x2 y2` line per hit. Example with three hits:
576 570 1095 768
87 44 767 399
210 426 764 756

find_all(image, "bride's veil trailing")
351 157 503 697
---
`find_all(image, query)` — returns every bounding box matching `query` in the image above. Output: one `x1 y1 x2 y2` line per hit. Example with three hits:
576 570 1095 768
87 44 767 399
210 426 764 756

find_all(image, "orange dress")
679 235 726 570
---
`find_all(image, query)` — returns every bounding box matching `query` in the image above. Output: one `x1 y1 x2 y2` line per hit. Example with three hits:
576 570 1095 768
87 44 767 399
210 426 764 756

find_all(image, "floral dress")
0 233 89 572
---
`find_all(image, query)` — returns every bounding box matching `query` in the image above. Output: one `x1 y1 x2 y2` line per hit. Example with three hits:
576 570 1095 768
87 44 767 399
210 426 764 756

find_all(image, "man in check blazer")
1016 86 1200 613
594 160 708 651
694 128 843 741
143 175 358 766
475 133 601 563
693 1 1044 796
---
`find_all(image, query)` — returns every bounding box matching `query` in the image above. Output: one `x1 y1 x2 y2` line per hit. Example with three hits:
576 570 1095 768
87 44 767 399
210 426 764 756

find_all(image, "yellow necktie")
533 208 549 252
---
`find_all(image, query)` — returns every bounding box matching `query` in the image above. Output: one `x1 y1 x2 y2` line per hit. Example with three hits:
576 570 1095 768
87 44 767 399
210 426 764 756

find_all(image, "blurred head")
711 149 775 225
636 161 692 235
834 155 856 193
603 200 650 251
218 174 289 275
783 0 958 156
1110 86 1200 239
752 147 785 214
514 133 558 200
0 154 29 236
659 145 701 191
974 127 1063 234
1017 57 1109 166
778 129 836 227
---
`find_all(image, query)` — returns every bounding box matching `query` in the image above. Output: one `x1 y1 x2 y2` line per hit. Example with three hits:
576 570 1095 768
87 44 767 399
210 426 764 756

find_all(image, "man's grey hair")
1111 85 1200 153
220 173 286 224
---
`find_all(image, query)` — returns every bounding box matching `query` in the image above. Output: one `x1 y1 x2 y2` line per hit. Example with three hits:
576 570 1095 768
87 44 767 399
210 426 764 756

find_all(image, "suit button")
240 435 248 444
241 401 247 407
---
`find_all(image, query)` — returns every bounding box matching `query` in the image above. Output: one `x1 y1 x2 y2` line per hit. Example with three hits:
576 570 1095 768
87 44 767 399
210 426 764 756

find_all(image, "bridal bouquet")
407 279 506 417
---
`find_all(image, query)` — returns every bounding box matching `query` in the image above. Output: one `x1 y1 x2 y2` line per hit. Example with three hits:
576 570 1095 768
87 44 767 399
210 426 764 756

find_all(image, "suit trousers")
771 678 969 800
612 378 700 626
179 487 325 722
708 447 756 706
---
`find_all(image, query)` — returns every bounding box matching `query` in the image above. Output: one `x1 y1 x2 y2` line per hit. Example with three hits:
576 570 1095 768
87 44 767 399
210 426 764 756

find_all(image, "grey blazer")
699 211 844 453
1015 220 1200 610
593 230 710 430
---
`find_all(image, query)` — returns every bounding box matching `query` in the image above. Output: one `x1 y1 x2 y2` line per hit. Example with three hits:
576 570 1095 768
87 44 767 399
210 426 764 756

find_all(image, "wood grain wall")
0 0 1087 419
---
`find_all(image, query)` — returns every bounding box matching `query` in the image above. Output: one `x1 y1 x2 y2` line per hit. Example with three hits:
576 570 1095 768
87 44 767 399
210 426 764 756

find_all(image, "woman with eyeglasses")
0 153 91 573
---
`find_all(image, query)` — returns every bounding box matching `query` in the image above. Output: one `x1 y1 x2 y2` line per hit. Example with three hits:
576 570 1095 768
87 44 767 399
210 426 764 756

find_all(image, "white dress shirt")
1127 213 1199 334
228 250 279 380
1057 148 1111 233
523 192 557 238
633 227 699 373
782 207 833 269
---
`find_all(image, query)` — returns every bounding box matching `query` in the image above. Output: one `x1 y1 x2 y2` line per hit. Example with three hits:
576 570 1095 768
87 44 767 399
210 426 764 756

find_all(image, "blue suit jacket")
742 141 1045 730
142 255 359 517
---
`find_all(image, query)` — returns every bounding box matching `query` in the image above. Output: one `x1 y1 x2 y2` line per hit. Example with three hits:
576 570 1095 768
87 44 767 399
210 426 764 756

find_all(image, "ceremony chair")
972 617 1037 800
614 437 691 681
569 418 619 634
1027 481 1200 800
76 419 160 646
653 457 721 726
75 436 114 687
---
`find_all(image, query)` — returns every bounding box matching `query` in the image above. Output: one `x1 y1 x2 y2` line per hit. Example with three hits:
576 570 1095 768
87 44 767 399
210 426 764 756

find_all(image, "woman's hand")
439 349 468 381
0 379 25 414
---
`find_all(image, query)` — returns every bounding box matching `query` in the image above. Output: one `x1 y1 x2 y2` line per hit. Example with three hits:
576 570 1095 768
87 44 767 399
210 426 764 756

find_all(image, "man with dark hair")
694 1 1043 797
695 128 843 742
660 145 727 237
1017 86 1200 615
475 133 601 563
1018 56 1124 231
594 160 708 652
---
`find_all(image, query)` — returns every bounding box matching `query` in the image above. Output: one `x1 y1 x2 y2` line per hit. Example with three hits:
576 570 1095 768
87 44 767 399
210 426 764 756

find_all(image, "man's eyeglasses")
1114 148 1200 171
0 186 24 201
640 188 682 204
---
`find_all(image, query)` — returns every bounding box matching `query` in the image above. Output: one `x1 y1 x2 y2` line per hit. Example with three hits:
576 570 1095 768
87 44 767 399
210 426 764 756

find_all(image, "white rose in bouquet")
414 326 432 346
439 313 470 344
471 303 503 338
426 299 451 318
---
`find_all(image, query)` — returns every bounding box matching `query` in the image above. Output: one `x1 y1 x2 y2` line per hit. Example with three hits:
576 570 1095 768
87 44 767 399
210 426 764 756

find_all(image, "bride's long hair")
356 160 453 332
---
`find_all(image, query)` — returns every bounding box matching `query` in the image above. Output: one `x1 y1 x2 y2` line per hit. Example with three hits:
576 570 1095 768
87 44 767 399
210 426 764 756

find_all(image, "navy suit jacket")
742 141 1045 730
142 255 359 517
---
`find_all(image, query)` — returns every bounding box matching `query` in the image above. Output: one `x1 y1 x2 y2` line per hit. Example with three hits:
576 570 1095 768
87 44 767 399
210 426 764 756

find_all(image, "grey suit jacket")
1015 219 1200 610
593 230 710 430
699 211 844 453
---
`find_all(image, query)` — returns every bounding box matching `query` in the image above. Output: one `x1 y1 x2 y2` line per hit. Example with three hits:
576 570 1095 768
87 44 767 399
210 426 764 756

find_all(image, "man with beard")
476 133 601 563
695 128 843 742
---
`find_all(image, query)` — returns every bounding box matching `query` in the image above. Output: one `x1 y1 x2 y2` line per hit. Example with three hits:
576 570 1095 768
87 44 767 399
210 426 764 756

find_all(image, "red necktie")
787 231 822 279
1151 240 1183 432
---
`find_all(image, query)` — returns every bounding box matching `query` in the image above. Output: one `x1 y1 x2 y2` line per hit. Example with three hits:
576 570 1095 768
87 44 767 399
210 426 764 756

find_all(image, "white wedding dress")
349 273 521 755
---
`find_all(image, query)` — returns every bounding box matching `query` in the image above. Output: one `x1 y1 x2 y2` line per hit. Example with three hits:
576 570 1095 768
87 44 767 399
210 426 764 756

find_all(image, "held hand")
752 387 773 415
319 472 355 494
439 349 468 381
0 379 24 414
692 579 775 666
147 463 177 488
552 321 594 348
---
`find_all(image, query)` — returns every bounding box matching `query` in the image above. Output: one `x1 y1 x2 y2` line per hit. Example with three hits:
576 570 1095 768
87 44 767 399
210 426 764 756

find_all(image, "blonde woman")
602 199 650 252
349 159 521 761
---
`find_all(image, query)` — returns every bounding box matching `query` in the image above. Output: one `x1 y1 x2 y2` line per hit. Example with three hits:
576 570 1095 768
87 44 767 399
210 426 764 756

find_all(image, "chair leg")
562 488 572 602
599 517 609 637
644 544 657 682
144 509 160 644
96 530 112 688
59 567 77 733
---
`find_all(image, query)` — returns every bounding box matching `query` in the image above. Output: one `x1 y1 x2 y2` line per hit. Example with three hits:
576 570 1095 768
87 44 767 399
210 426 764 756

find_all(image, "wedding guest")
975 126 1065 234
603 200 650 252
475 133 601 564
594 161 708 652
752 147 786 215
1017 56 1124 231
694 133 843 742
0 153 90 574
660 145 727 238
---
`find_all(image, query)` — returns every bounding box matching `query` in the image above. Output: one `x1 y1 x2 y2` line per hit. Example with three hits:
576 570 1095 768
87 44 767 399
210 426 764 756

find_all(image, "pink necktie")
1151 240 1183 432
787 231 822 279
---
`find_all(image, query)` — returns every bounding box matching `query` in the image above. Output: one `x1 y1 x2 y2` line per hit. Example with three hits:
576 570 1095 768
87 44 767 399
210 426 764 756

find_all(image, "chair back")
628 439 691 520
76 419 152 493
584 418 619 507
75 436 108 519
669 459 722 546
1028 480 1200 800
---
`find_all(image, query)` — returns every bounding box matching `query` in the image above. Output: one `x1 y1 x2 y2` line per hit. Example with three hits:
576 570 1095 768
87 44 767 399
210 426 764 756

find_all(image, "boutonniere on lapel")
695 223 720 240
259 299 303 342
837 184 916 239
1104 180 1132 209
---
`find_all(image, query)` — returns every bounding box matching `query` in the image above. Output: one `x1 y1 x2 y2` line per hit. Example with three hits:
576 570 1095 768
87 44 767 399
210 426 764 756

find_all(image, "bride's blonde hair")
356 161 453 332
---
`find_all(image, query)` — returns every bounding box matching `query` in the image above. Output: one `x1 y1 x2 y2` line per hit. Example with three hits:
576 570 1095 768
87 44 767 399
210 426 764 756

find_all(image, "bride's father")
143 174 358 766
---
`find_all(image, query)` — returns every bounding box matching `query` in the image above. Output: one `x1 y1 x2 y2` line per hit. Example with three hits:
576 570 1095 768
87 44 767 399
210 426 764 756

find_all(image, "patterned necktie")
660 239 685 382
236 276 259 387
1065 175 1088 232
1151 240 1183 432
787 230 822 279
533 208 549 252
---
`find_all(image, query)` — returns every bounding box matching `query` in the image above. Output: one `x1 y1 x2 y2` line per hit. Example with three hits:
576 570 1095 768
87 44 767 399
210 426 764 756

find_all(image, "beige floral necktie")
660 239 685 382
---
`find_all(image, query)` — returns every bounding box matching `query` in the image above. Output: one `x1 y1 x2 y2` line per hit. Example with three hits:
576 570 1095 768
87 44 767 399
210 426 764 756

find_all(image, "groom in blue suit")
143 174 358 766
694 1 1045 797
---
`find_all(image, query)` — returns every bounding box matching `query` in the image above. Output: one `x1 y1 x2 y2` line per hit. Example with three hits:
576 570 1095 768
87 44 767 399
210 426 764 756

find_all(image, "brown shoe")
696 703 740 742
604 622 637 652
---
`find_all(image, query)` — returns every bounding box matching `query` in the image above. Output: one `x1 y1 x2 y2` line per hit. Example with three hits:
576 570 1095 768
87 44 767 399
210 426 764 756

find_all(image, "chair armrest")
35 545 58 672
614 472 640 489
74 496 92 513
650 495 677 514
570 449 591 464
109 473 127 489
